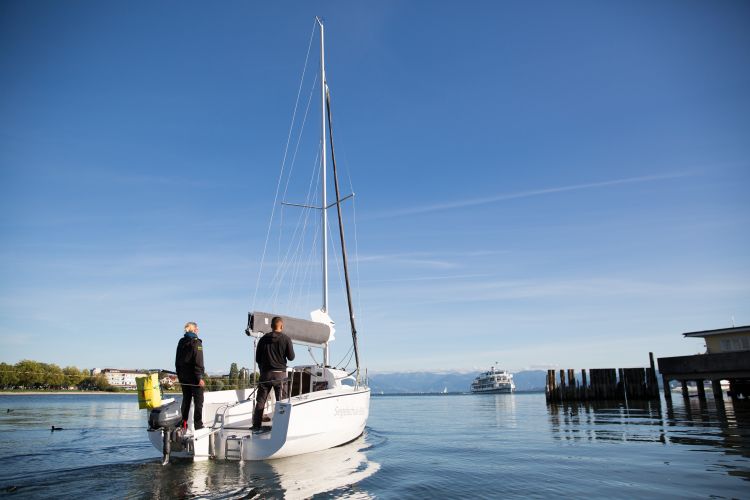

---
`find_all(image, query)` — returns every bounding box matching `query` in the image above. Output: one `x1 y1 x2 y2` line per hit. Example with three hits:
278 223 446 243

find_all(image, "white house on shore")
91 368 148 389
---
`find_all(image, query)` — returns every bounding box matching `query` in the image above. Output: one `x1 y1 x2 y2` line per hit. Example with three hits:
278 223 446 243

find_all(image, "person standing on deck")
175 322 205 430
252 317 295 431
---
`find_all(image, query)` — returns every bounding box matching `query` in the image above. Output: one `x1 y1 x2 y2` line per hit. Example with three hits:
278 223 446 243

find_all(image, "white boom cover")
248 310 335 347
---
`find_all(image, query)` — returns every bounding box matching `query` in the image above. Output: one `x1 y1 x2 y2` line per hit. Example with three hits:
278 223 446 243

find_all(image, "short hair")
184 322 198 332
271 317 283 331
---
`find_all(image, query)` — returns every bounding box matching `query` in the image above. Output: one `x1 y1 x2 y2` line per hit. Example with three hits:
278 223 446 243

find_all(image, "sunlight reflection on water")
0 393 748 498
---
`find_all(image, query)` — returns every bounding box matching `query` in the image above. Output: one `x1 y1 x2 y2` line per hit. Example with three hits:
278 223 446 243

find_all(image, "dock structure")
657 325 750 404
545 353 660 403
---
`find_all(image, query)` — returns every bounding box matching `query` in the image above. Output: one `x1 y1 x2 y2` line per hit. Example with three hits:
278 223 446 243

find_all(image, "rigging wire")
276 71 319 276
251 19 317 310
333 344 353 369
268 148 321 310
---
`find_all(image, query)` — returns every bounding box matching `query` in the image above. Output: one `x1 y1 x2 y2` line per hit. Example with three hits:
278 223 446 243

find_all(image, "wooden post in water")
648 352 658 398
711 379 724 406
546 370 556 402
680 380 689 399
581 369 588 401
662 375 672 401
591 369 600 400
696 379 706 401
608 369 617 399
559 370 566 402
567 369 576 400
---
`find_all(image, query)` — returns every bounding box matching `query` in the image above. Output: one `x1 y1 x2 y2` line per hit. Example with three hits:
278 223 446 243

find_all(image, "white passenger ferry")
470 366 516 394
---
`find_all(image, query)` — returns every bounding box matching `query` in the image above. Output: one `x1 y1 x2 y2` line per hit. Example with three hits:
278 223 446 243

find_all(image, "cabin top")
683 325 750 354
683 325 750 338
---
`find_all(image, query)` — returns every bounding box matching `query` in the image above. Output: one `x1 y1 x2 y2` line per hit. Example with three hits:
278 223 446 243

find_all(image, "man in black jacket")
175 321 205 430
252 316 295 430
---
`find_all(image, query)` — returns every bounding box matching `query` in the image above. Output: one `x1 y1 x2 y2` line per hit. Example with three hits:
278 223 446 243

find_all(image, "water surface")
0 393 748 498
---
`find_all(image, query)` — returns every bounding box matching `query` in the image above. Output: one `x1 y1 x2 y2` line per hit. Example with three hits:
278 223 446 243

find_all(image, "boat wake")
1 431 381 499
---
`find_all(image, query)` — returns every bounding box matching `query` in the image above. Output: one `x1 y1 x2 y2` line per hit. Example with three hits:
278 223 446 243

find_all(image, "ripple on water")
1 393 749 498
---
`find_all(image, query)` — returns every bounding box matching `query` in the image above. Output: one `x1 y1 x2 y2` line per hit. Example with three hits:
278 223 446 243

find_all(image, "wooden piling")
545 355 661 403
580 368 589 401
663 375 672 401
711 379 724 405
696 380 706 401
567 369 576 400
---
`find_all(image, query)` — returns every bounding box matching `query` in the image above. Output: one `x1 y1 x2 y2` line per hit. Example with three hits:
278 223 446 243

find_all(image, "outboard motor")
148 401 184 465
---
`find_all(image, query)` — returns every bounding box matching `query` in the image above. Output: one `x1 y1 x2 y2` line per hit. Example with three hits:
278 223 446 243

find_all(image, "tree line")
0 360 113 391
0 359 259 392
180 363 257 392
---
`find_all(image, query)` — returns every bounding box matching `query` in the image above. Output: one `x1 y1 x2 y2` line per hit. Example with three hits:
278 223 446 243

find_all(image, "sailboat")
146 18 370 462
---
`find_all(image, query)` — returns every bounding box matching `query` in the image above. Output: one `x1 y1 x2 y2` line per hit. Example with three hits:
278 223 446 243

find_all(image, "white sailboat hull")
147 18 373 465
148 383 370 461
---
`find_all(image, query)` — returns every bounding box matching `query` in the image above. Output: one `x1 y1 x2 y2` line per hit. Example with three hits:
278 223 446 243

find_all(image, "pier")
545 353 660 402
657 325 750 404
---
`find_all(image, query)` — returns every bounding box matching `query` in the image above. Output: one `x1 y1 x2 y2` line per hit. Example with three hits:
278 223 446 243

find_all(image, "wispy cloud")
361 272 492 283
362 276 750 307
353 252 459 269
370 171 695 219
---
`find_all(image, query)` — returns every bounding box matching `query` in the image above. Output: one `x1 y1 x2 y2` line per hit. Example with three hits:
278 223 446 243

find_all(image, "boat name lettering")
334 407 365 417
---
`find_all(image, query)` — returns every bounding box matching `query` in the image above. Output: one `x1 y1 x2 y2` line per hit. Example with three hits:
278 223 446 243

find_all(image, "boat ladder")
224 435 244 461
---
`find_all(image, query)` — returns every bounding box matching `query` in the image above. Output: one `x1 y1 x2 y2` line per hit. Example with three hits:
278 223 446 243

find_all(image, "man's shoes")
250 425 262 432
194 424 204 430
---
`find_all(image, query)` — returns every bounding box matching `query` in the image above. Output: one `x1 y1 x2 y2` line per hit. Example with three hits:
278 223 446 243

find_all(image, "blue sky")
1 1 748 374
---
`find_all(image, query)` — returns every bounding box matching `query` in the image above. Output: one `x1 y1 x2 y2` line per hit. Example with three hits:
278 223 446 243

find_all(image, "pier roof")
682 325 750 338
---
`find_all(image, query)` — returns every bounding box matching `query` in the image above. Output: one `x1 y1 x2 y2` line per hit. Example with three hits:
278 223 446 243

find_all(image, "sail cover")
246 311 333 347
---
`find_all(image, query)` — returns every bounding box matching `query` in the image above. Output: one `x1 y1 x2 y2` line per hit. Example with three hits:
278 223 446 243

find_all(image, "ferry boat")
470 366 515 394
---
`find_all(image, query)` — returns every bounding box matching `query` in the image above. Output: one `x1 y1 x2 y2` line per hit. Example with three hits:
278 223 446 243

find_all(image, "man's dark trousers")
181 384 204 429
253 371 287 428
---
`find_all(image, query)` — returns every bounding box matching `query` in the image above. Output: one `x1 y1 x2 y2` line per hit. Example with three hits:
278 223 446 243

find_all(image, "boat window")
340 378 356 387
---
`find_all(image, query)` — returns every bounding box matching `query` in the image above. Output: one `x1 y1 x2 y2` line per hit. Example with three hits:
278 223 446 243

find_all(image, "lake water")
0 392 748 498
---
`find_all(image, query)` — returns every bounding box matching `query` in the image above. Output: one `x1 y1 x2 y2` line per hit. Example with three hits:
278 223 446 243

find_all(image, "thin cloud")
371 171 695 219
361 272 491 283
353 252 458 269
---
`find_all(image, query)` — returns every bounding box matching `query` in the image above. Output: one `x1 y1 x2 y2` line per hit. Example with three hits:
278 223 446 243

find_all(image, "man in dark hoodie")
252 316 295 430
175 321 205 430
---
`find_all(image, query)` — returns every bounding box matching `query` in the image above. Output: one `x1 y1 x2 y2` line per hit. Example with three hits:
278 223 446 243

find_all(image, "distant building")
685 325 750 354
658 325 750 400
159 373 178 389
91 368 148 389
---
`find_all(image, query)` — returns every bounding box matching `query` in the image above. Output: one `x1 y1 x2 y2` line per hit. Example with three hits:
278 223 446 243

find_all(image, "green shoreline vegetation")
0 360 257 393
0 360 113 391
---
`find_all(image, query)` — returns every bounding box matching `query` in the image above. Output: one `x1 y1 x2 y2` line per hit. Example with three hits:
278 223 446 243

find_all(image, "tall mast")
318 17 329 366
318 17 328 315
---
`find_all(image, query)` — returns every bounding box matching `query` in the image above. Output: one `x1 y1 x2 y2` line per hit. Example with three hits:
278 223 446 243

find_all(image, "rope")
176 378 290 389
